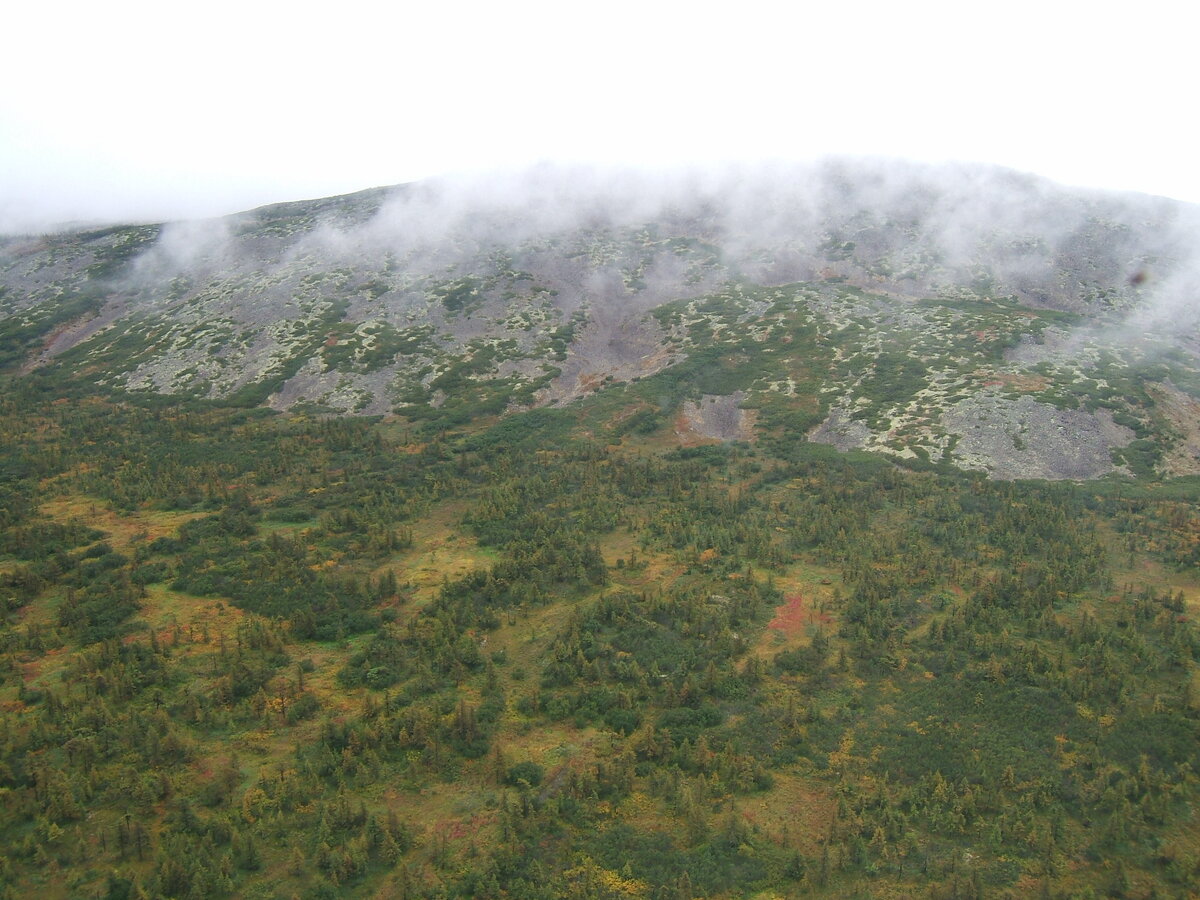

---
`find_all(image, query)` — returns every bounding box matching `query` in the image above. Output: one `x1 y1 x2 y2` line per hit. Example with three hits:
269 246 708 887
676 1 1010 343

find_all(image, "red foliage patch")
434 812 497 842
768 594 808 635
769 593 832 635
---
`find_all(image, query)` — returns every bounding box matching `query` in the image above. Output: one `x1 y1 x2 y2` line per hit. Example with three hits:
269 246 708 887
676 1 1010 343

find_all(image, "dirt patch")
769 594 805 634
677 392 755 442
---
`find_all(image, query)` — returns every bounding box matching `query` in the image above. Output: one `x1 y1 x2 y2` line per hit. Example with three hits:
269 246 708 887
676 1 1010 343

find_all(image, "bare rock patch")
539 311 677 405
1148 382 1200 476
943 393 1133 480
809 401 873 452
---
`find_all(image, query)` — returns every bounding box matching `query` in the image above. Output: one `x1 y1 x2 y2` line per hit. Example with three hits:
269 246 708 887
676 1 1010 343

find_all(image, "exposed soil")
678 392 755 442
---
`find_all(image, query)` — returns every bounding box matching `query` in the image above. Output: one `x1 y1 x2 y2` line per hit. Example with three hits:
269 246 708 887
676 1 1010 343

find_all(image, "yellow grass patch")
297 641 364 716
374 500 497 610
1104 528 1200 613
738 768 835 857
482 595 582 702
136 583 245 639
40 494 204 551
615 788 678 839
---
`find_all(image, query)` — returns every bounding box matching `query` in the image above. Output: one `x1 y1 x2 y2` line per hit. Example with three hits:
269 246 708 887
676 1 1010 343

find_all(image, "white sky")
2 0 1194 232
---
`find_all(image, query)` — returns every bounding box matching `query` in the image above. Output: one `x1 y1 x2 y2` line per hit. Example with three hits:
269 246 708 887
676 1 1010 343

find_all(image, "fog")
6 1 1198 236
127 159 1198 350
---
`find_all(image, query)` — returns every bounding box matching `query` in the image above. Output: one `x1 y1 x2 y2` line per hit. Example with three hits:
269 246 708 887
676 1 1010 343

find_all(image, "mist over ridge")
3 156 1200 480
147 158 1200 321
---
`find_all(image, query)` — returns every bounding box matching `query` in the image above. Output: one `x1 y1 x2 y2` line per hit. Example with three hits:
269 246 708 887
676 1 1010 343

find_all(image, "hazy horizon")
6 154 1200 239
4 1 1194 233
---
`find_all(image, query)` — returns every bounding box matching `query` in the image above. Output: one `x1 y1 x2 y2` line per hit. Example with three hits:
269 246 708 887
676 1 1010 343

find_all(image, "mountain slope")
2 162 1200 900
3 160 1199 479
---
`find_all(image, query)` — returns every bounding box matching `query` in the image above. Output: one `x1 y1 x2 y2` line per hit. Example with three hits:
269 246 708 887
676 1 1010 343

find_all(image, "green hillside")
2 347 1199 900
2 165 1200 898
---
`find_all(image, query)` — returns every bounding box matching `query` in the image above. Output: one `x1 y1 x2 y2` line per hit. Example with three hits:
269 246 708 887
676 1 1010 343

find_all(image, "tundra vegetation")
2 166 1200 898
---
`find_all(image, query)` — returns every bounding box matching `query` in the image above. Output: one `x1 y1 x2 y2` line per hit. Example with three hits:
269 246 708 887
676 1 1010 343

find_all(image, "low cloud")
106 159 1199 362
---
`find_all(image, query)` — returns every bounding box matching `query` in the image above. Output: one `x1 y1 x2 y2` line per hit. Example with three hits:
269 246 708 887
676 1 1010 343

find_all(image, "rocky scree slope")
2 161 1199 480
